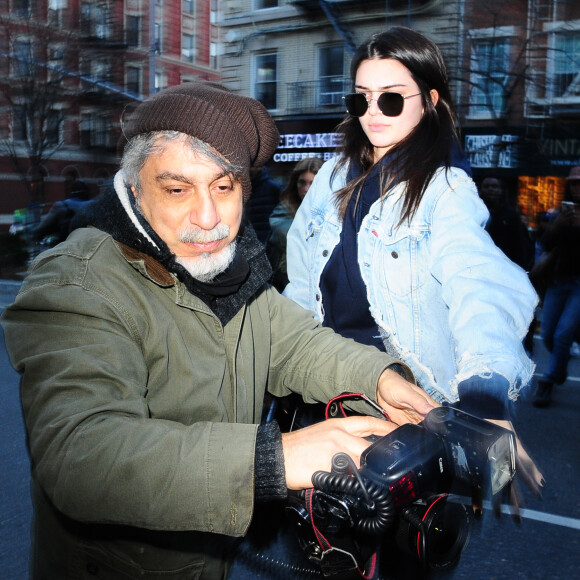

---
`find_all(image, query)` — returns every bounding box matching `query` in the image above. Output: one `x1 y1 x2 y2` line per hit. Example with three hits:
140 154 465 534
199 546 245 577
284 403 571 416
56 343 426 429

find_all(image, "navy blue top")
320 160 386 351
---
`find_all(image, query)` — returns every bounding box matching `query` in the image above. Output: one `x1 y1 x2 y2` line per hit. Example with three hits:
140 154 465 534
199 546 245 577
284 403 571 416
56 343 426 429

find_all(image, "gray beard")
176 240 236 282
133 195 236 283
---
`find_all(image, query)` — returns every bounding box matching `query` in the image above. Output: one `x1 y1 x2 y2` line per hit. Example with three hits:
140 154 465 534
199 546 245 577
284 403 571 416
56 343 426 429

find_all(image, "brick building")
0 0 220 230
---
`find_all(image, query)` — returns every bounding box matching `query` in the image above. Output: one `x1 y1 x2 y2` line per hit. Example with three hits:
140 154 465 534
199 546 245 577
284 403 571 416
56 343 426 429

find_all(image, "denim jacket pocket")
304 211 340 265
377 227 428 299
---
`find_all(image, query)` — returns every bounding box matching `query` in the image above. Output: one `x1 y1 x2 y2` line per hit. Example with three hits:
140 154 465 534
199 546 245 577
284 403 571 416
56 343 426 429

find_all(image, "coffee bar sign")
273 132 342 163
464 134 520 169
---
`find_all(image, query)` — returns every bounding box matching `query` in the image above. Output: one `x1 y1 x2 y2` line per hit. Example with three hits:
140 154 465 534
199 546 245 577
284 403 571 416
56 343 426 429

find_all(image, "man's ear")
130 185 137 199
430 89 439 107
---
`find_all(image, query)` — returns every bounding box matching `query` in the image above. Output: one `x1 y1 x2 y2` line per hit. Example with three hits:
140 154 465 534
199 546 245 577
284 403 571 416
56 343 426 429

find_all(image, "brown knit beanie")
120 81 280 200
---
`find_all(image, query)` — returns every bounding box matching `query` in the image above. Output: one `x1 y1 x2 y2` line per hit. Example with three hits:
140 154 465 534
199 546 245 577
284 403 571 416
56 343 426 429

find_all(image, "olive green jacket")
2 227 407 579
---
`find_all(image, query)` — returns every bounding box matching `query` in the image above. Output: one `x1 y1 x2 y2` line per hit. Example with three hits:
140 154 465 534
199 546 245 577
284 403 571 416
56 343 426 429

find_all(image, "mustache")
179 224 230 243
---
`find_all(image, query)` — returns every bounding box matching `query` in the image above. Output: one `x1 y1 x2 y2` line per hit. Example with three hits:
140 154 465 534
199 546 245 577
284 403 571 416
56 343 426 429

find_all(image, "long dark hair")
279 156 324 214
333 27 462 225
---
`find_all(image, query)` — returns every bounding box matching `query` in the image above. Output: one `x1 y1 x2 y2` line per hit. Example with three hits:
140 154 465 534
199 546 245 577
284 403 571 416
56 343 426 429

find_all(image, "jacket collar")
73 171 273 325
117 242 176 287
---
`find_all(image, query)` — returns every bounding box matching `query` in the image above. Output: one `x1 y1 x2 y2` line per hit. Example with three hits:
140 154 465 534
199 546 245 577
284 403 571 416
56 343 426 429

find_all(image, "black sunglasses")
343 92 422 117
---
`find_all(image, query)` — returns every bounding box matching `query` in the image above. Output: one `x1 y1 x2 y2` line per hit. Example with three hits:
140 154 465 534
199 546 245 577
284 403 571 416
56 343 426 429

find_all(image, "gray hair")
121 131 244 193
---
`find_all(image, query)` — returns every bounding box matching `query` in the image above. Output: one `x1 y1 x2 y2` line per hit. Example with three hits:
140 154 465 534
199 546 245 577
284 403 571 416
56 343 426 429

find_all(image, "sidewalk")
0 279 22 309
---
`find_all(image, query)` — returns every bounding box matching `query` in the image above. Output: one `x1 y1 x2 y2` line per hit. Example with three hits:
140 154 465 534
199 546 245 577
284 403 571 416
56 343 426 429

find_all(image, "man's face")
132 138 243 277
569 180 580 205
479 177 505 211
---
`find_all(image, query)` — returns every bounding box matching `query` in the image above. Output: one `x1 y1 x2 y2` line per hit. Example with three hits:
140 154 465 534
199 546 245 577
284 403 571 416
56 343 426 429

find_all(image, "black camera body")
286 407 516 578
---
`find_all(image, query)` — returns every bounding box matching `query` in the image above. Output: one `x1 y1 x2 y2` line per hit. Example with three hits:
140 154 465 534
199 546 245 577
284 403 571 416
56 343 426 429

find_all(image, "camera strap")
326 392 390 421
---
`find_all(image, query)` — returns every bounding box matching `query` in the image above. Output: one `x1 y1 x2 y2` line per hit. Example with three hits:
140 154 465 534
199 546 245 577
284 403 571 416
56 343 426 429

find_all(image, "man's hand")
376 368 439 425
281 415 398 490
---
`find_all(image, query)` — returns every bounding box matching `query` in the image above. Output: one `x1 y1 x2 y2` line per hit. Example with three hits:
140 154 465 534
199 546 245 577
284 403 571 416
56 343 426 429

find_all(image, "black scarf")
72 186 273 326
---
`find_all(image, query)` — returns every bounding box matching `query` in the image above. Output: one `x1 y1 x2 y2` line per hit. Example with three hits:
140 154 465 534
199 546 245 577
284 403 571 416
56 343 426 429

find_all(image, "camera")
286 406 516 578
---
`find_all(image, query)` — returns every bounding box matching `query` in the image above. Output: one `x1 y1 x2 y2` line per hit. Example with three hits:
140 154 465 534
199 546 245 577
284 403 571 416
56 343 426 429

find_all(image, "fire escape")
287 0 440 116
524 0 554 139
286 1 361 116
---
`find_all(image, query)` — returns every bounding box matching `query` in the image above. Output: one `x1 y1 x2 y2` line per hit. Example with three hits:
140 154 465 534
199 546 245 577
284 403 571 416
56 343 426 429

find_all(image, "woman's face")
297 171 316 200
354 58 437 162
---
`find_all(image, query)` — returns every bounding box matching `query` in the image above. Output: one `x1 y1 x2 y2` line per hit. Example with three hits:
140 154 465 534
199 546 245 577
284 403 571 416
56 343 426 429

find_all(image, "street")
1 279 579 579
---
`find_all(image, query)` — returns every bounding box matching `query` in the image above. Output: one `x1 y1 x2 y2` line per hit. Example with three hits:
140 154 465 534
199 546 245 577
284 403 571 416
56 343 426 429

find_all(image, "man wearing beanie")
1 82 435 579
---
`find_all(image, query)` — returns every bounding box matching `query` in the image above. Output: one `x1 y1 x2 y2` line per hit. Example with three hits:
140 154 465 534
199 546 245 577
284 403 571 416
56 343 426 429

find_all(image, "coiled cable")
311 453 396 535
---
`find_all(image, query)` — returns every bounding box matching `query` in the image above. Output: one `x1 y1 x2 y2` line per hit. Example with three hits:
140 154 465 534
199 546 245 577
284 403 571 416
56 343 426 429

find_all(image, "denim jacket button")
322 250 329 257
391 251 399 259
315 294 321 301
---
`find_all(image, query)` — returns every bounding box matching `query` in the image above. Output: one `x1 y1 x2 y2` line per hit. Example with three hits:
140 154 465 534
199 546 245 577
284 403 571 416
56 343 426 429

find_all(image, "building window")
81 113 111 148
13 106 29 141
154 71 164 93
552 31 580 98
11 106 60 145
90 58 111 83
518 175 566 228
47 43 65 79
45 111 61 146
47 43 66 82
81 56 110 85
81 2 110 39
210 42 218 69
12 38 34 78
154 22 162 54
318 45 345 106
254 52 277 109
48 0 67 26
182 33 195 63
254 0 278 9
183 0 194 15
126 66 142 96
12 0 31 18
126 15 141 47
469 38 510 117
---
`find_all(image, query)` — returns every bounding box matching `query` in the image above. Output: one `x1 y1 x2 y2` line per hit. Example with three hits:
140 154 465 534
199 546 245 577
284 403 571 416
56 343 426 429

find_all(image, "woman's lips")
368 123 389 132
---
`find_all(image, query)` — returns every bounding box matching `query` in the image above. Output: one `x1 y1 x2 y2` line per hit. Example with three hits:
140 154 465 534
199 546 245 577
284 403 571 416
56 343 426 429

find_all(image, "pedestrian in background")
479 175 536 353
247 165 282 245
284 27 543 507
533 166 580 407
32 180 92 246
267 156 323 290
479 176 534 271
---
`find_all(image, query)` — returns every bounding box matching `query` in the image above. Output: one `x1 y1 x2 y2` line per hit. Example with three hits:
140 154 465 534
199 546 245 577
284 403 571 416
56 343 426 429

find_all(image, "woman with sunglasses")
284 27 543 505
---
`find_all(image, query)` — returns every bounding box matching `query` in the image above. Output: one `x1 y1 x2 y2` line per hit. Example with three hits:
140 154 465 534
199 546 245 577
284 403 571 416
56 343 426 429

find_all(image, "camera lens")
396 495 471 570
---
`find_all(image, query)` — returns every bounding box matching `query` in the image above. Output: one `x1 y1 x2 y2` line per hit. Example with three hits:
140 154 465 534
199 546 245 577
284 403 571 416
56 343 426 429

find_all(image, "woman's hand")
376 368 439 425
485 419 545 521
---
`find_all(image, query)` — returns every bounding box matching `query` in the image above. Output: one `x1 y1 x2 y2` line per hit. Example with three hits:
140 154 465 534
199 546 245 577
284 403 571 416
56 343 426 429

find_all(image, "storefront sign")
278 132 341 149
273 132 341 163
464 134 520 168
538 138 580 167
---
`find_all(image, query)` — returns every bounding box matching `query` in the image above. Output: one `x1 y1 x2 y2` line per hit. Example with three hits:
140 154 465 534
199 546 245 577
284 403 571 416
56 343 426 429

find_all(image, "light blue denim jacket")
284 157 538 406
